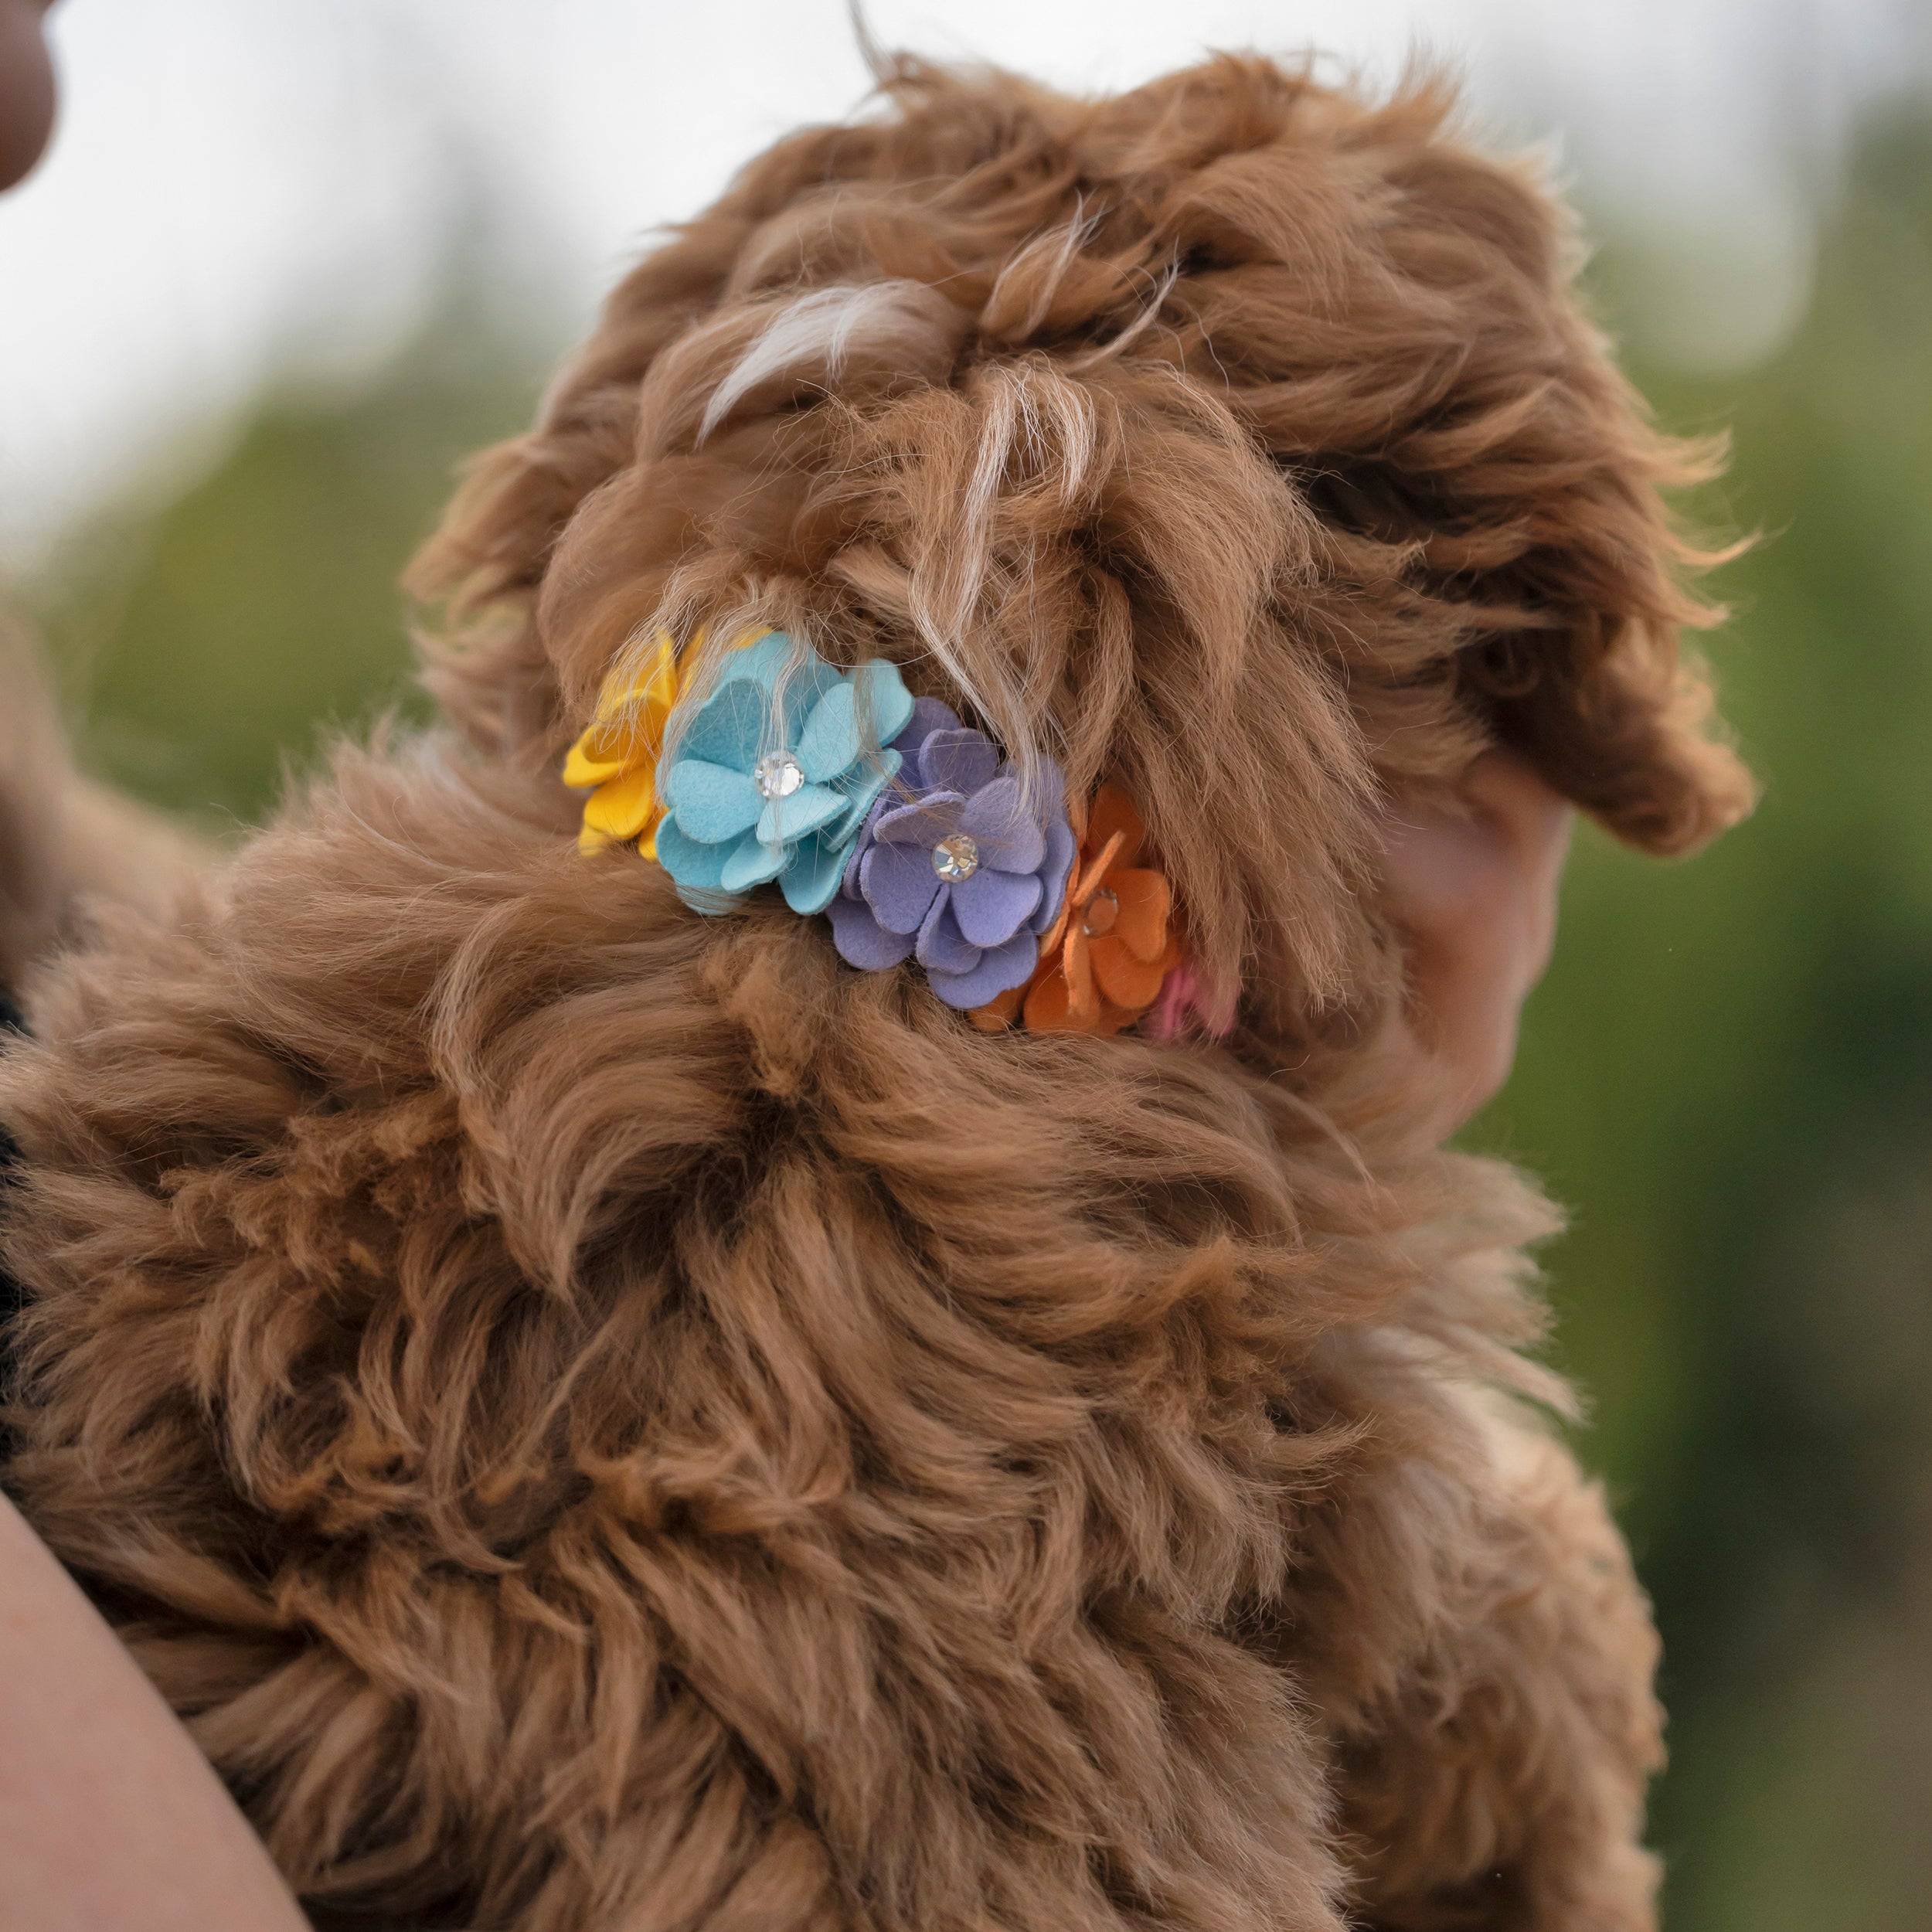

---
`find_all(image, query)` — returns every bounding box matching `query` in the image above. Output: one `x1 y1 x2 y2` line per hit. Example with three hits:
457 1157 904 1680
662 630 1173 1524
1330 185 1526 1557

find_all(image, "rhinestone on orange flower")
971 784 1182 1036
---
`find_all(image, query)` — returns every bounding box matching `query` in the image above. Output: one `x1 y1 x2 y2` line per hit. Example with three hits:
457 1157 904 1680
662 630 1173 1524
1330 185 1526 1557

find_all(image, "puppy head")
412 53 1751 1045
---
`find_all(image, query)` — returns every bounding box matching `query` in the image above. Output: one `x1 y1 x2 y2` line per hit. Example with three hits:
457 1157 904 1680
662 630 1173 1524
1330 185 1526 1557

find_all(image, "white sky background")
0 0 1926 569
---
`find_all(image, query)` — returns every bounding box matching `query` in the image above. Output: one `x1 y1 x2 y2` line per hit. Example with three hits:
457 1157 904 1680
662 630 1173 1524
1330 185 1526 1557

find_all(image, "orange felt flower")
972 784 1182 1036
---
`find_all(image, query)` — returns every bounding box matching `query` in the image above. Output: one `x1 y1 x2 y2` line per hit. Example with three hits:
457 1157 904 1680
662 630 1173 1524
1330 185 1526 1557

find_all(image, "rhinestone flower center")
932 833 981 883
753 751 804 800
1081 887 1119 939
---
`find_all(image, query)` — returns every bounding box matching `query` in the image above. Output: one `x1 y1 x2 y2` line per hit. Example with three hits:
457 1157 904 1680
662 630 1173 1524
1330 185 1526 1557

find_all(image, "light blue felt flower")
654 632 915 914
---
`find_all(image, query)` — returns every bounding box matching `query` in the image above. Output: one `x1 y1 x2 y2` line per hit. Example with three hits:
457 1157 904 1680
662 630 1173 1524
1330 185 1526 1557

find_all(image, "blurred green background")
1492 107 1932 1923
11 83 1932 1932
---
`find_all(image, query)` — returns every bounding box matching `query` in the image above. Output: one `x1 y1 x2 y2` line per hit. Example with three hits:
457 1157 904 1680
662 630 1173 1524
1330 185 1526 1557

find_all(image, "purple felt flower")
825 705 1077 1009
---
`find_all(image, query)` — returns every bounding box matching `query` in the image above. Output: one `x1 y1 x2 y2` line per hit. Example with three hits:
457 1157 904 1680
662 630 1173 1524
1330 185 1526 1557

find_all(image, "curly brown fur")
2 54 1745 1931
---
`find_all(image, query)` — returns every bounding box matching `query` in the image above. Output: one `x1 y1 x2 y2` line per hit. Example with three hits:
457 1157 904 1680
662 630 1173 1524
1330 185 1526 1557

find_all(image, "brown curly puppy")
0 54 1750 1932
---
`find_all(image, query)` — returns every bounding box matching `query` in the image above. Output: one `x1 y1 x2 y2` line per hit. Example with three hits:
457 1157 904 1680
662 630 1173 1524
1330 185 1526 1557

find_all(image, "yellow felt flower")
562 634 688 859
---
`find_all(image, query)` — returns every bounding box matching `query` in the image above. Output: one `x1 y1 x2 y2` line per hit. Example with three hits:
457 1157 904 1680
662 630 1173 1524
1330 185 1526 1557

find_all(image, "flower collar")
564 629 1206 1037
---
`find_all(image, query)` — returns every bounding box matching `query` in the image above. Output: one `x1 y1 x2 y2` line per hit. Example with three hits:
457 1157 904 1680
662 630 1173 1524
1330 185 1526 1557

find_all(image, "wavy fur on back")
2 53 1742 1931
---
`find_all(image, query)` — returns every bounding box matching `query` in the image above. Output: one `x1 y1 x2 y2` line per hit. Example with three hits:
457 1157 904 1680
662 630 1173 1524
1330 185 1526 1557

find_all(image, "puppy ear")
1127 64 1753 858
1381 133 1756 854
1230 78 1756 856
1440 399 1757 856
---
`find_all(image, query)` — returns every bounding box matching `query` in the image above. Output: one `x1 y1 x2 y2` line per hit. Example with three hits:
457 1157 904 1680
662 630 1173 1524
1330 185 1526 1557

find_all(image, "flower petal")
874 792 965 845
796 663 908 781
795 679 866 784
1085 784 1147 869
677 678 770 772
604 634 682 709
860 839 941 934
958 776 1045 874
827 894 917 970
930 931 1039 1010
1022 964 1082 1032
1090 934 1166 1011
968 982 1026 1032
1026 934 1100 1032
781 828 855 914
949 866 1043 948
655 817 733 898
1108 868 1172 963
1031 896 1070 958
662 758 763 842
777 659 845 743
920 728 999 798
719 829 787 894
848 658 915 749
915 896 980 975
581 766 660 843
1034 809 1078 935
829 750 900 838
840 810 880 900
563 733 631 791
723 629 794 686
564 638 683 801
757 781 847 846
891 698 964 783
899 695 963 742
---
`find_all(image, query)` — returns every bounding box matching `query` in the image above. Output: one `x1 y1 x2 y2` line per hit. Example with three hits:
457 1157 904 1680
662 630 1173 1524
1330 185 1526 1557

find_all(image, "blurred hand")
0 0 57 190
1381 753 1573 1139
